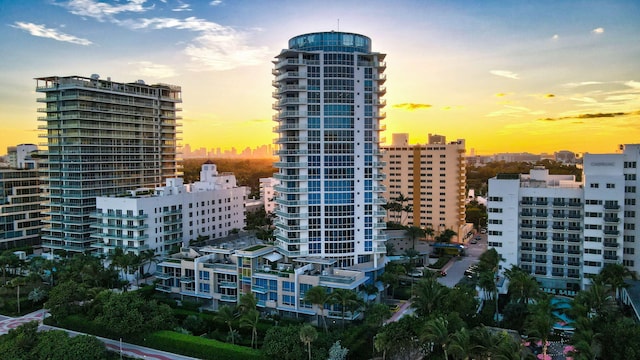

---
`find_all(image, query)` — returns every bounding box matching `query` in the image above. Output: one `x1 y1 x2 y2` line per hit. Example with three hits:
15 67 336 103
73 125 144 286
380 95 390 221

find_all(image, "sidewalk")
0 309 198 360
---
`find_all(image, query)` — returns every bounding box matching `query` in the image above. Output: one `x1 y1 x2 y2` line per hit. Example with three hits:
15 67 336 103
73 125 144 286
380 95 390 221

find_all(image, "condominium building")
0 167 45 249
272 31 388 269
487 144 640 292
7 144 38 169
92 162 247 258
156 238 368 317
382 133 469 239
36 75 181 253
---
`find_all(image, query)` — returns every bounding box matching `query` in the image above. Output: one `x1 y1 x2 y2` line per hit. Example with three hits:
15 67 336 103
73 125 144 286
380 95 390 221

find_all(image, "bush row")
145 330 264 360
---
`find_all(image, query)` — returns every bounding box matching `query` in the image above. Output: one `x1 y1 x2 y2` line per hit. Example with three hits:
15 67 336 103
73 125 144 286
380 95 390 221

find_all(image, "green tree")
364 303 392 328
299 324 318 360
525 294 555 359
240 309 260 349
374 316 422 360
238 292 258 315
331 289 363 328
304 286 332 332
8 276 27 314
412 276 448 317
216 305 239 344
505 265 539 304
448 327 472 360
328 340 349 360
140 249 161 276
28 287 47 304
262 325 306 360
422 316 450 359
596 263 637 300
46 280 86 320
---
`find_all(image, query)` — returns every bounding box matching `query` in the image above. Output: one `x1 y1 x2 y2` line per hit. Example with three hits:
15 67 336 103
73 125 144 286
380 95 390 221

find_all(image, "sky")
1 0 639 156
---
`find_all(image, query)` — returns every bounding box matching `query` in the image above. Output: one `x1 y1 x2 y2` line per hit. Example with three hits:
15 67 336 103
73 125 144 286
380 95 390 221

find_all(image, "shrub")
145 330 264 360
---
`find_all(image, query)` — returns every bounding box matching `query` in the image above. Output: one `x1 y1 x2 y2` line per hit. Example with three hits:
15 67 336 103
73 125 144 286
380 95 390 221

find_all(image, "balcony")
604 217 620 224
535 247 548 252
521 234 533 240
520 257 533 263
604 204 621 211
603 242 619 248
521 246 533 251
552 248 565 253
604 230 620 236
552 259 564 265
604 254 618 260
521 223 533 228
567 249 581 255
568 273 581 278
535 224 548 229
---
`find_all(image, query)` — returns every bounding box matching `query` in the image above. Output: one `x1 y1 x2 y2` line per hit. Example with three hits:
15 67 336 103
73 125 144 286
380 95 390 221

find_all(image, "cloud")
172 3 192 12
10 22 92 45
490 70 519 80
562 81 602 88
592 27 604 34
544 94 555 98
486 105 534 117
552 34 559 40
570 97 598 103
129 61 177 78
60 0 151 22
392 103 433 111
210 0 223 5
494 92 510 97
540 110 640 121
625 80 640 90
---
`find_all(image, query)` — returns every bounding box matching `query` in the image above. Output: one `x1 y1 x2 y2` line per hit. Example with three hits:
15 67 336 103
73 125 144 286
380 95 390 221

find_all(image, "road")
0 309 198 360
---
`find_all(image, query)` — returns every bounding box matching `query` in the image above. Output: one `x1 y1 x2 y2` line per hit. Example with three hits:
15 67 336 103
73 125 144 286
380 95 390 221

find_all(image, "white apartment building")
7 144 38 169
259 177 279 214
487 144 640 292
36 75 181 253
92 162 248 258
382 133 469 239
272 32 387 270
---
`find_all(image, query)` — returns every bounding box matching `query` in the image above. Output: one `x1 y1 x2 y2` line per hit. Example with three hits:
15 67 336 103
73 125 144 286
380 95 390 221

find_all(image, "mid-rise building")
0 167 45 249
92 162 247 258
259 177 279 214
487 144 640 292
36 75 181 253
382 133 469 239
272 31 387 269
7 144 38 169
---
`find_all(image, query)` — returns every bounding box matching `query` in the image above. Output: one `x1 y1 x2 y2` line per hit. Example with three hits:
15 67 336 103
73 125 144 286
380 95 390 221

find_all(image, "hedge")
145 330 264 360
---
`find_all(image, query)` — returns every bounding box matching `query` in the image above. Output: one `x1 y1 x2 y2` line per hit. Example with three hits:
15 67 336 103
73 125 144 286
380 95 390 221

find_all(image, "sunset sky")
1 0 639 156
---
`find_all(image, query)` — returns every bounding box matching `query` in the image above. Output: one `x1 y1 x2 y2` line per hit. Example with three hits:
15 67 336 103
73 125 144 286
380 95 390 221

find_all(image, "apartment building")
259 177 279 214
155 237 368 319
271 31 387 269
382 133 469 239
36 75 181 253
92 162 247 258
487 144 640 292
0 167 45 249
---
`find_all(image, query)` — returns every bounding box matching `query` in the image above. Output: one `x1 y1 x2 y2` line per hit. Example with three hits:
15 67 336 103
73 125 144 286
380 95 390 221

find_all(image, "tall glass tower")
272 32 387 268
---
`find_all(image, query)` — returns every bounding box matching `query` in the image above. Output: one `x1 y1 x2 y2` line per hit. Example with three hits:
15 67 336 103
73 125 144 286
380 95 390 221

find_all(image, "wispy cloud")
540 110 640 122
129 61 177 78
210 0 223 5
60 0 152 22
486 105 544 118
543 94 555 98
625 80 640 90
490 70 519 80
172 3 192 12
592 27 604 34
570 97 598 103
10 22 92 45
563 81 602 88
494 92 510 97
393 103 433 111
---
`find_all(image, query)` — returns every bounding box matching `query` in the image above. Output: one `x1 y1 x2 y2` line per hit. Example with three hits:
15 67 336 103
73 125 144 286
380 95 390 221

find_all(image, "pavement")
0 309 198 360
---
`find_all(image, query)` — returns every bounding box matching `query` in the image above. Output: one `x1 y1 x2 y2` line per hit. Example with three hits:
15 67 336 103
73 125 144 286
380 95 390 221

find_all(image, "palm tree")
400 204 413 225
525 294 555 359
469 326 502 360
405 226 426 250
505 266 539 304
238 293 258 315
304 286 331 332
9 276 27 314
331 288 363 328
596 263 637 301
28 287 47 304
394 194 411 224
299 324 318 360
478 271 498 318
140 249 161 277
422 316 450 359
424 227 435 242
448 327 472 360
412 277 447 317
240 309 260 349
215 305 238 344
573 277 617 319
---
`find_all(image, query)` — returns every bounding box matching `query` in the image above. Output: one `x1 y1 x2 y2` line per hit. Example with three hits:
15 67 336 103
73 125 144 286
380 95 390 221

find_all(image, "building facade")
382 133 469 239
92 162 247 257
259 177 279 214
487 144 640 292
36 75 181 253
272 32 387 268
0 168 45 249
7 144 38 169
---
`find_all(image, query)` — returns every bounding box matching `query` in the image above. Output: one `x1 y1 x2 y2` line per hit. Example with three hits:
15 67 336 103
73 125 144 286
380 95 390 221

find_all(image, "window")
282 295 295 306
607 183 615 189
282 281 294 292
590 183 599 188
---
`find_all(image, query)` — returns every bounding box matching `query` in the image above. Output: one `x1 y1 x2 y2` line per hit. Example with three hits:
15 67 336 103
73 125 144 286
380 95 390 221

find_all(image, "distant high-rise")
272 32 387 268
36 75 181 253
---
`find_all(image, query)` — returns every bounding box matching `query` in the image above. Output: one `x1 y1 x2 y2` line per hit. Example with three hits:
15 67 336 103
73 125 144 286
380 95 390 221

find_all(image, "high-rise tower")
36 75 181 253
272 32 387 268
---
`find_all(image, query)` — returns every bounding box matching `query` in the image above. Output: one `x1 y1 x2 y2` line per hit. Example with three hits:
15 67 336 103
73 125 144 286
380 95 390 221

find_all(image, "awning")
264 252 283 262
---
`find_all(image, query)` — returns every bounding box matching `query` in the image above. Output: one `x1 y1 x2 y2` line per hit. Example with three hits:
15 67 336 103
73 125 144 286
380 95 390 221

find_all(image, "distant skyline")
1 0 639 155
